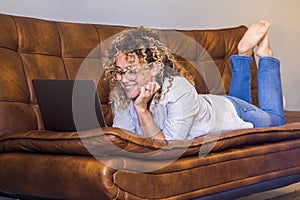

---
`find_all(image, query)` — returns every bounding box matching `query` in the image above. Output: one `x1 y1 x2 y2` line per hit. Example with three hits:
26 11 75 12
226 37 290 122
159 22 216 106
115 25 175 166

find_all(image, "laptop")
32 79 107 132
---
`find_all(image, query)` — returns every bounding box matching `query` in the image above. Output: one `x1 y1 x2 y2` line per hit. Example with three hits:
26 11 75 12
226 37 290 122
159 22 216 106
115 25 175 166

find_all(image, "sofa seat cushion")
1 119 300 160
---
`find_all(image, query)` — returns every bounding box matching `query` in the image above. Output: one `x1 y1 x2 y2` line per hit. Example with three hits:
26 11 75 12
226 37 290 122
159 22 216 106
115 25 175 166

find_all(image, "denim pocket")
226 96 257 118
241 105 257 112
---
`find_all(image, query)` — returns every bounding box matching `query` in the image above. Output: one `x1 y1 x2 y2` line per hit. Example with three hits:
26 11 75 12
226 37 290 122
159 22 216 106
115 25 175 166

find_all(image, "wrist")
134 104 148 113
141 121 164 139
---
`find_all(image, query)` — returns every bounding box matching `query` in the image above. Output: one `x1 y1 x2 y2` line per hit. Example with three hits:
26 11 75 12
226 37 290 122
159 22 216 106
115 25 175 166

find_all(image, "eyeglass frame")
109 62 154 81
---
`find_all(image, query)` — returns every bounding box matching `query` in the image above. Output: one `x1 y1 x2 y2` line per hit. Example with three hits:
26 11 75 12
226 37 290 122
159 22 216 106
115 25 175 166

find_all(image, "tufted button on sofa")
1 13 300 200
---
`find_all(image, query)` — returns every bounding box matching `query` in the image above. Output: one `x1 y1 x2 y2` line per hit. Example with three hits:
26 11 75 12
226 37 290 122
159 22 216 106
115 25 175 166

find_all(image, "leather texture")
1 123 300 160
0 14 259 135
0 13 300 200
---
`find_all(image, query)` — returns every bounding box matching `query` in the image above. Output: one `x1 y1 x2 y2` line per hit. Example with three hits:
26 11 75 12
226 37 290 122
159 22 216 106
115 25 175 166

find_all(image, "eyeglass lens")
112 66 137 81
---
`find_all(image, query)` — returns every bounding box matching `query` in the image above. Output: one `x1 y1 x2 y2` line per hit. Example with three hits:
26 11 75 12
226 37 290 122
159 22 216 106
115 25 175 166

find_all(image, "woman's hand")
133 81 165 140
133 82 161 112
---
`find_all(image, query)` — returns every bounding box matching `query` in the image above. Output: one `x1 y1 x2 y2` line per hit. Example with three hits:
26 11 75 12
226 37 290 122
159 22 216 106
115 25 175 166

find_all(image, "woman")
104 21 285 140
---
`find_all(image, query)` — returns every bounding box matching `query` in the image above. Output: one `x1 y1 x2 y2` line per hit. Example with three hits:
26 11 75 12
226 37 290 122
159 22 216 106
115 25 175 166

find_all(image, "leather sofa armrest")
285 111 300 124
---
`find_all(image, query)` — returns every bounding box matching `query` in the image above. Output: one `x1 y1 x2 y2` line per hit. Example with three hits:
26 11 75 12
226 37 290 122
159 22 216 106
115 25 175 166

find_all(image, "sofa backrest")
0 14 257 135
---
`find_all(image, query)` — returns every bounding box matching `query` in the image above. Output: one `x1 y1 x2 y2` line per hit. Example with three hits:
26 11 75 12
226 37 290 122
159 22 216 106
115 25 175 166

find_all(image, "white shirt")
113 76 253 140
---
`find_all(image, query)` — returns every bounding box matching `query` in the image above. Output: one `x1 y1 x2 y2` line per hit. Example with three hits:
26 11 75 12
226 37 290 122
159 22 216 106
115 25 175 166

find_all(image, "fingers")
143 82 161 94
134 82 161 111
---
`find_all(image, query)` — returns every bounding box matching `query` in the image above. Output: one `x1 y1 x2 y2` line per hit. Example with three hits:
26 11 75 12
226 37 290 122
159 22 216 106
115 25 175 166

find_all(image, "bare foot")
238 21 271 56
256 33 273 57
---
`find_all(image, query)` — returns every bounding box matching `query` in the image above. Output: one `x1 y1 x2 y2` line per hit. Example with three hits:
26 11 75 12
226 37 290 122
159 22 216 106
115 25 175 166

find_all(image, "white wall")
1 0 300 110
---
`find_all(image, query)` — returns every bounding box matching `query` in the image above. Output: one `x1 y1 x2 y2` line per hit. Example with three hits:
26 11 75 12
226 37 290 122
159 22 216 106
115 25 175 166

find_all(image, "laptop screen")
32 79 106 132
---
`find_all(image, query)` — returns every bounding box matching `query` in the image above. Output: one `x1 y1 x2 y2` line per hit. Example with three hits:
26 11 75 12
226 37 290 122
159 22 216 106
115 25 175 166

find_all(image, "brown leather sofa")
1 13 300 200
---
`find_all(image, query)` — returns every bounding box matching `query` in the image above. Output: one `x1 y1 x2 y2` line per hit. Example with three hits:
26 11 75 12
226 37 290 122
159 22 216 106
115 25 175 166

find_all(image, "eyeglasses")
109 62 154 81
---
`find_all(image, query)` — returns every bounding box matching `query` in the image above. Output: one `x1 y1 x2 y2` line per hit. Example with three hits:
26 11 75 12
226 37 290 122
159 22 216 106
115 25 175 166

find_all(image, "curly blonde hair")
103 26 194 111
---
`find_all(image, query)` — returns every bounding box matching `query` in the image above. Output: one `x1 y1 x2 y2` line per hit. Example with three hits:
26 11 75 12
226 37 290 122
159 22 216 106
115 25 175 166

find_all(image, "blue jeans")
227 55 285 127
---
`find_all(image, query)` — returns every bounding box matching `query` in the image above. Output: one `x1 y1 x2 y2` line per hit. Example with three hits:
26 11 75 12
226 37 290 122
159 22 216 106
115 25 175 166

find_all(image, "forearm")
132 82 164 139
135 108 165 140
